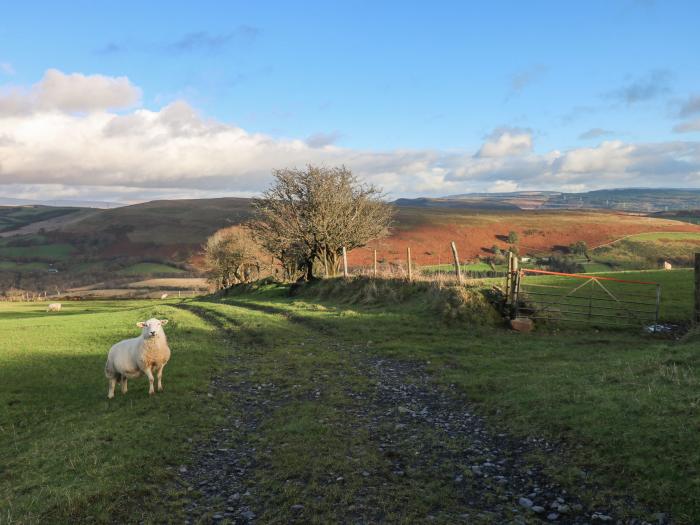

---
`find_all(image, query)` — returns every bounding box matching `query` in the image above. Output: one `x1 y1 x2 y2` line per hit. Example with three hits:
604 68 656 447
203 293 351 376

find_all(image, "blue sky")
1 0 699 202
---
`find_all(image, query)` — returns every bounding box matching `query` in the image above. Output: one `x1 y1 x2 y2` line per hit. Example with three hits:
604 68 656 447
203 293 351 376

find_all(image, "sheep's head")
137 318 169 338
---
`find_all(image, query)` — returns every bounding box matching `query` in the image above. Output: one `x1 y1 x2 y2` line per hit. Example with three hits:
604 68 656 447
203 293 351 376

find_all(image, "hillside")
350 206 700 268
2 197 700 292
62 197 253 245
0 205 89 234
445 188 700 212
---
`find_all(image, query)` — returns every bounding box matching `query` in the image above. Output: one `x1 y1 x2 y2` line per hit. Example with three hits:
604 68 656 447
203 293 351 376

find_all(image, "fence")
508 267 662 329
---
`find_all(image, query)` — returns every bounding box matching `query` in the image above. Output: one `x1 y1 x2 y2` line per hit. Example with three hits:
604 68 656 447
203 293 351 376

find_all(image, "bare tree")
203 226 267 289
250 165 393 280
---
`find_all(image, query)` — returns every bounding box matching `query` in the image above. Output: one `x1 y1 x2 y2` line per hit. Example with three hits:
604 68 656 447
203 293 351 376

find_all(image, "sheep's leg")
145 367 155 395
108 378 116 399
156 364 166 392
121 378 128 394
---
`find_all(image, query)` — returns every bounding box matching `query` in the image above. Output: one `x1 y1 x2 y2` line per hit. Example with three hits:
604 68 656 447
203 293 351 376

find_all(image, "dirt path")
169 301 664 525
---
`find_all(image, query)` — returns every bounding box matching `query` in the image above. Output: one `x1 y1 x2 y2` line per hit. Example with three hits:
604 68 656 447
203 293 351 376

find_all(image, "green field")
517 269 692 323
0 300 227 523
623 232 700 242
117 262 186 276
592 231 700 270
421 262 507 274
2 273 700 523
0 243 74 261
0 261 49 271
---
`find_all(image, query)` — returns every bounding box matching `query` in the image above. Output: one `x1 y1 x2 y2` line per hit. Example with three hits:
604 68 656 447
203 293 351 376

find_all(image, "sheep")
160 293 168 300
104 318 171 399
46 303 62 312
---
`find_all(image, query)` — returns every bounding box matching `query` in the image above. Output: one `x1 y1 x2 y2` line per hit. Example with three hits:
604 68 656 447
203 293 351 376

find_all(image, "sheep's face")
137 318 169 339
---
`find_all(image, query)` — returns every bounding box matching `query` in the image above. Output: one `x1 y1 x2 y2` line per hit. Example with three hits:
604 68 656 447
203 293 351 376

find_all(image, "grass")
421 262 507 274
0 261 49 271
3 272 700 523
517 269 692 323
116 262 186 276
623 231 700 241
0 243 74 261
0 300 229 523
591 231 700 270
126 277 208 289
217 278 700 522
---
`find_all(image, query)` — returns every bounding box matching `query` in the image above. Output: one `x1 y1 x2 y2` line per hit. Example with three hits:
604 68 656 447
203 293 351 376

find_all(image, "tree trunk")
327 252 340 277
305 258 315 281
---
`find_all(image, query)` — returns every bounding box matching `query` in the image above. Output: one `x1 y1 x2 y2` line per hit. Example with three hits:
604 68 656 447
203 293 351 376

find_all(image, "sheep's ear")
160 319 169 325
136 321 146 328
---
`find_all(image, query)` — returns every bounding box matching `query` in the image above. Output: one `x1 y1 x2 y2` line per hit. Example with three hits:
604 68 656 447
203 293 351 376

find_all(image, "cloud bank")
1 69 699 203
0 69 141 115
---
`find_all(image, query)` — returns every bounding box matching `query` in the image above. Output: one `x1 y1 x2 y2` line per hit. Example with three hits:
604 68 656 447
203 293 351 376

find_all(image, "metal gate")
507 268 661 329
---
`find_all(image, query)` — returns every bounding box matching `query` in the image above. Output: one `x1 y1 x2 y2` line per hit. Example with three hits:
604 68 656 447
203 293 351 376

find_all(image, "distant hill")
445 188 700 212
0 205 86 234
61 197 253 245
3 195 700 292
0 197 123 208
393 198 519 210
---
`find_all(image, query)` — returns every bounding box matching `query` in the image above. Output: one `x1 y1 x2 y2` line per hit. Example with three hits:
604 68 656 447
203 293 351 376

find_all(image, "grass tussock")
292 276 501 325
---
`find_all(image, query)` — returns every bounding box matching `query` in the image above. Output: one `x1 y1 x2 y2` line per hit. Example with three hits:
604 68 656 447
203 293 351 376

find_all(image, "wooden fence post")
508 251 520 309
373 249 378 278
695 253 700 324
342 246 348 278
407 247 412 281
450 242 462 283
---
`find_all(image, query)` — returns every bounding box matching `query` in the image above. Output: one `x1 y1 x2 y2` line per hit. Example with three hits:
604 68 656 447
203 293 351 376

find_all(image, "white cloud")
1 69 700 202
554 141 635 174
476 127 533 158
0 69 141 116
488 180 519 193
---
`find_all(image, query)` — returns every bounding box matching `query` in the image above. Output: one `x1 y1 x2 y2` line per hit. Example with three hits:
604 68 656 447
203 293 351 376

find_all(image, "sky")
1 0 700 203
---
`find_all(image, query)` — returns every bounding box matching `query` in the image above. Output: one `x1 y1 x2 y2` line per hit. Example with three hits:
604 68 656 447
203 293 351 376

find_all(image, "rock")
241 510 255 520
510 317 534 333
547 512 559 521
291 504 304 511
178 466 188 474
591 512 613 522
532 506 545 513
519 497 534 509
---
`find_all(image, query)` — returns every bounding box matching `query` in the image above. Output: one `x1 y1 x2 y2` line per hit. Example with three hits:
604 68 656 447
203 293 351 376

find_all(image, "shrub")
292 276 501 326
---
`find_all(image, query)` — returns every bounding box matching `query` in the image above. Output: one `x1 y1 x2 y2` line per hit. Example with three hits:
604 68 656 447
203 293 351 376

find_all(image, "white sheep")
46 303 62 312
160 293 169 300
104 318 171 399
